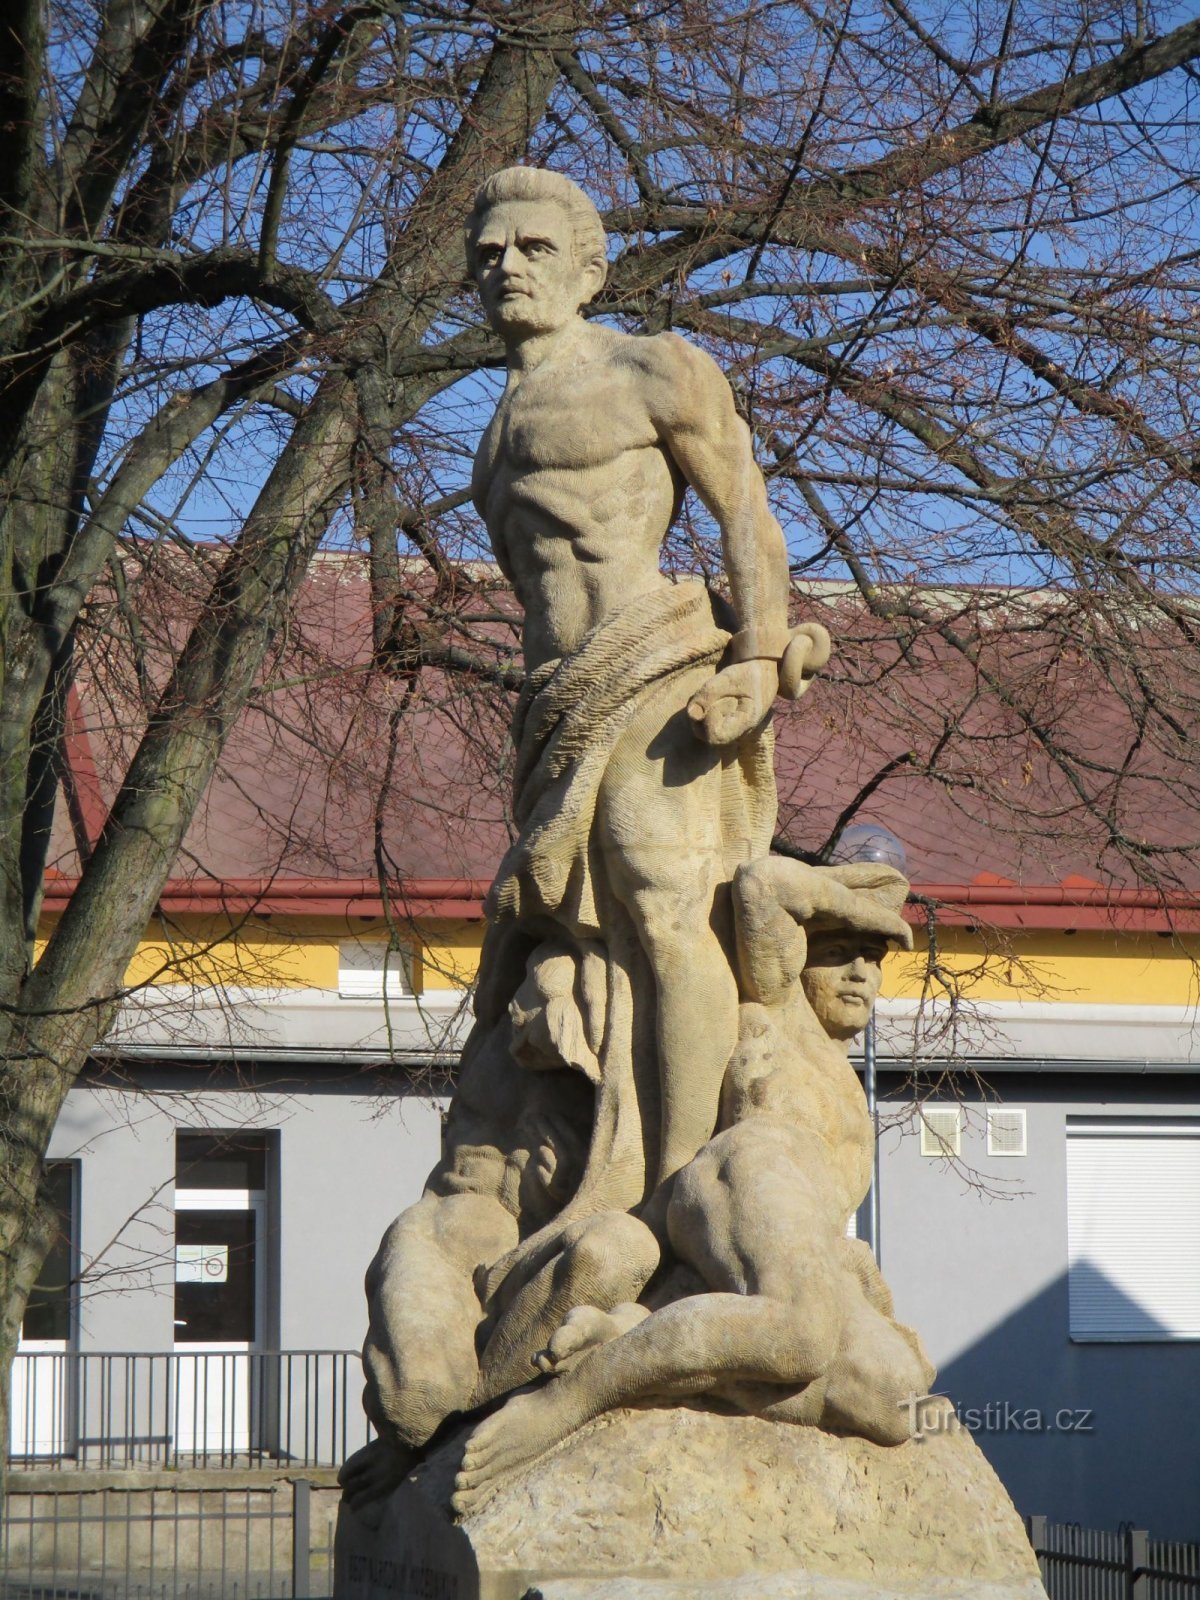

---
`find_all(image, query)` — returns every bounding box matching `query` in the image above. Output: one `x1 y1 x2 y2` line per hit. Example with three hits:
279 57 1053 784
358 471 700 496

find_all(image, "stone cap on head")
804 862 914 951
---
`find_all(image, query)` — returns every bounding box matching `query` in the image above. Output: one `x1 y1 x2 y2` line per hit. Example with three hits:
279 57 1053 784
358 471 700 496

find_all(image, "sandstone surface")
336 1404 1047 1600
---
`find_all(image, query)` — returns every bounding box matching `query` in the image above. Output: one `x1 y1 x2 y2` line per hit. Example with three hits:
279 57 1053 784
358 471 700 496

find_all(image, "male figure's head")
465 167 607 340
796 862 912 1042
800 932 889 1042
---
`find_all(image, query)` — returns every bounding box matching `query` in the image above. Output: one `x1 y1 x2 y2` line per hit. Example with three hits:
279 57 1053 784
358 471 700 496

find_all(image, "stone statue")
336 167 1047 1600
453 858 937 1515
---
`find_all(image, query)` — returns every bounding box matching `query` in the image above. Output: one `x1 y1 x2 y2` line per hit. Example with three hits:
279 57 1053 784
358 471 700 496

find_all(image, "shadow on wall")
934 1267 1200 1542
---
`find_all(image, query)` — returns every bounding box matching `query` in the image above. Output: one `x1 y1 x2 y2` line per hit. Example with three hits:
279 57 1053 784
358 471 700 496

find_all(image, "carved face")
800 932 887 1041
471 199 600 337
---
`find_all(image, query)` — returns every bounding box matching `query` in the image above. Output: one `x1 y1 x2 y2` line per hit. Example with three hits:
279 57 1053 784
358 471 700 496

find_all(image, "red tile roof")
49 557 1200 933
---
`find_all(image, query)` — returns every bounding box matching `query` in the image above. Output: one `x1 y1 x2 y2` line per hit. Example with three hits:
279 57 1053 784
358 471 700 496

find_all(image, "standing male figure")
343 168 812 1509
468 165 794 1208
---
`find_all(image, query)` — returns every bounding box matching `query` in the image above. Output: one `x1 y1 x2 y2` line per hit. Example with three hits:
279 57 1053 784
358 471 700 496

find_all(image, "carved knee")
363 1331 475 1449
561 1211 659 1304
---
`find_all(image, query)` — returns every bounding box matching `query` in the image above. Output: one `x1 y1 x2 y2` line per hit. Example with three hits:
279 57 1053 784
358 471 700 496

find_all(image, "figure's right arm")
732 859 810 1006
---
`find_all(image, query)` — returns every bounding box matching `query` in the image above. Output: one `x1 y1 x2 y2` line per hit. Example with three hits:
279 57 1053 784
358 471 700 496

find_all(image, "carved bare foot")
338 1436 416 1527
452 1382 590 1518
913 1392 960 1437
819 1298 940 1446
532 1301 649 1375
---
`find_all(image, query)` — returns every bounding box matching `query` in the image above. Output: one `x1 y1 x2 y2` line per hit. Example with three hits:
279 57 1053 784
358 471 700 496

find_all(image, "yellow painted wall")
886 927 1200 1008
33 915 1200 1006
35 914 485 994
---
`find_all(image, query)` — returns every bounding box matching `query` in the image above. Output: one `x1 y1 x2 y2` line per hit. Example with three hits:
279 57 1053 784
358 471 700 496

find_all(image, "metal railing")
1 1478 335 1600
8 1351 373 1470
1028 1517 1200 1599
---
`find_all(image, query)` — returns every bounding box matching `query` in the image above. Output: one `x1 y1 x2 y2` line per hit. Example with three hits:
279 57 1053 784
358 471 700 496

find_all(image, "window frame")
336 936 412 999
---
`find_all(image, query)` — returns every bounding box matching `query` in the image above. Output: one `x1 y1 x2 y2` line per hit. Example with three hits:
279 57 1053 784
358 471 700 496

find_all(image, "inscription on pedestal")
343 1553 461 1600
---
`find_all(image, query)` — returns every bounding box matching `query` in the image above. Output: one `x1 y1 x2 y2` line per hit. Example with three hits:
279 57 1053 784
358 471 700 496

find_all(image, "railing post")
292 1478 312 1599
1026 1515 1049 1583
1128 1528 1149 1600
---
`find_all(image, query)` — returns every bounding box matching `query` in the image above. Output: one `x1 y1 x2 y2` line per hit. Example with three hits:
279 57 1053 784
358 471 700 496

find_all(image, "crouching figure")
453 858 937 1515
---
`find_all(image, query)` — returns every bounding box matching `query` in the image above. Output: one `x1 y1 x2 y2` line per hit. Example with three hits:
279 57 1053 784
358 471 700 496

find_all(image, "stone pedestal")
334 1405 1048 1600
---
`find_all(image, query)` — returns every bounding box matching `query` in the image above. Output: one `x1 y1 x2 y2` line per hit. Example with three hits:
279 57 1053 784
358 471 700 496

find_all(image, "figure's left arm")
646 334 790 743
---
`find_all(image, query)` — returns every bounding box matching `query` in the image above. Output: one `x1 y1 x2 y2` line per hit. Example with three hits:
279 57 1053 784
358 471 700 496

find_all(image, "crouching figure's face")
800 932 888 1041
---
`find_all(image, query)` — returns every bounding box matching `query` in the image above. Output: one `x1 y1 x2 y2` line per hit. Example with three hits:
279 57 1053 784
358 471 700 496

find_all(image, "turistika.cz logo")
899 1394 1095 1440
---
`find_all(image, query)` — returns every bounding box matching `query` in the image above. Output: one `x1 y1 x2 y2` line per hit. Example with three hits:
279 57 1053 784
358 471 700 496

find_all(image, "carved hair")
464 167 608 291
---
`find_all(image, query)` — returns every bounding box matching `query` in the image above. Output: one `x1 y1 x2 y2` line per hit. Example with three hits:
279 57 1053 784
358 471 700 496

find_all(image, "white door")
10 1340 70 1457
173 1188 265 1456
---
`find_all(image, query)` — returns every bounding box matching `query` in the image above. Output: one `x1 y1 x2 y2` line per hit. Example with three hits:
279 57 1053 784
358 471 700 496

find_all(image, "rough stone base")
533 1582 1045 1600
334 1405 1048 1600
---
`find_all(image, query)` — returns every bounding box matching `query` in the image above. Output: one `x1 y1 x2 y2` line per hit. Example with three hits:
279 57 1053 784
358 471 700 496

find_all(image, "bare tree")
3 0 1200 1470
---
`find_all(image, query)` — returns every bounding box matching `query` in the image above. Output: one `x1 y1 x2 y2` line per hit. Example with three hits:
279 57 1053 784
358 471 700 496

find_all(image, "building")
12 566 1200 1543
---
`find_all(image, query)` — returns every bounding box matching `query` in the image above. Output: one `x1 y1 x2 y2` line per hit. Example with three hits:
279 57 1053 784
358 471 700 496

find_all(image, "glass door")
172 1133 269 1459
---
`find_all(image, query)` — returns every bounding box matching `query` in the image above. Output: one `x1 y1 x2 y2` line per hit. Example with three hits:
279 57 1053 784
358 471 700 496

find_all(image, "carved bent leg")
677 1125 935 1445
343 1191 516 1518
453 1289 838 1516
453 1124 839 1513
473 1209 660 1405
360 1191 518 1452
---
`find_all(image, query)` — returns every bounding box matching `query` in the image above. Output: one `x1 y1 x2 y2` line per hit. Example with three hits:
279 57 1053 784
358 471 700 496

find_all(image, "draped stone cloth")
488 580 775 936
482 580 777 1225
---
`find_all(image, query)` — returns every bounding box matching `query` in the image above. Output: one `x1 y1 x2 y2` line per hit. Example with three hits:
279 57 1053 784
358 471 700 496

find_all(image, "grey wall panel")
45 1068 445 1358
48 1082 177 1351
877 1073 1200 1542
272 1083 444 1352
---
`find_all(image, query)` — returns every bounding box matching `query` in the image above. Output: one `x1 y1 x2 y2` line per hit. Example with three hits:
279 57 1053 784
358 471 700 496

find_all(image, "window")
173 1132 272 1456
337 938 411 998
174 1132 270 1348
918 1106 961 1158
21 1162 76 1344
1067 1122 1200 1341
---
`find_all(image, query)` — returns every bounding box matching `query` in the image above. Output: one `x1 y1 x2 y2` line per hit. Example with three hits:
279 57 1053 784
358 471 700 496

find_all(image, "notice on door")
175 1243 229 1283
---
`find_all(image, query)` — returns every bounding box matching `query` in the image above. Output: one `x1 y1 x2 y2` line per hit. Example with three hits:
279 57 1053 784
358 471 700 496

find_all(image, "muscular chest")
476 362 657 488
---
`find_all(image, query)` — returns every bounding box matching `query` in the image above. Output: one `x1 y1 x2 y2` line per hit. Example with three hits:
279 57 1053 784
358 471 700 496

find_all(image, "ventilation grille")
919 1106 961 1158
987 1108 1028 1157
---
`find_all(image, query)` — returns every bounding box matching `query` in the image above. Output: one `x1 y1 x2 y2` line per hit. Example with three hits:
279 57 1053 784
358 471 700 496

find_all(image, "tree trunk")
0 0 582 1447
